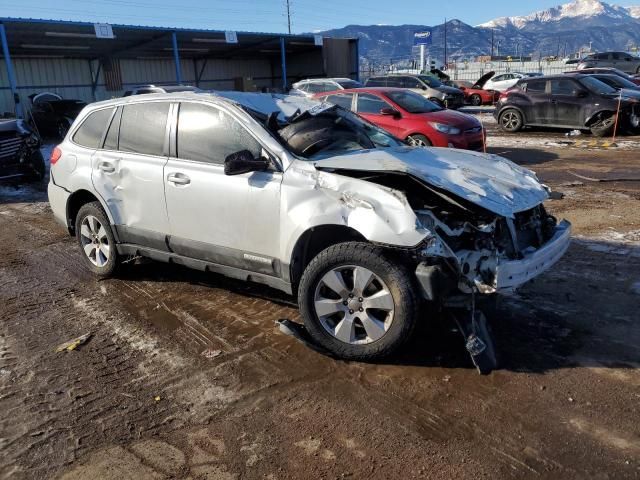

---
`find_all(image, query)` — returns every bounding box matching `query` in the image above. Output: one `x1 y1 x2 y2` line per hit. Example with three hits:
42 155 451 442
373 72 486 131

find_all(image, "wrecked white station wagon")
47 92 571 363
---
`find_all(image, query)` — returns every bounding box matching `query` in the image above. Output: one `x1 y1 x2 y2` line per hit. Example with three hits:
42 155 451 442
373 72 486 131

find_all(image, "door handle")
98 162 115 174
167 173 191 185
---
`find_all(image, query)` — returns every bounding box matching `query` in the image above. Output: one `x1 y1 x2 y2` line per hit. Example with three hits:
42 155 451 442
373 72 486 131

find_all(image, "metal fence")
359 60 574 83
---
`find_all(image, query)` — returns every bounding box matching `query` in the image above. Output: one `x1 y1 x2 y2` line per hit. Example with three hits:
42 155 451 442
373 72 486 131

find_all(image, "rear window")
119 102 170 156
72 108 114 148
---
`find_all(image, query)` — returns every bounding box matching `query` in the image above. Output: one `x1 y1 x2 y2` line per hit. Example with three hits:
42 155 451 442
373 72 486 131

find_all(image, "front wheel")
498 108 523 132
590 113 616 137
298 242 419 361
75 201 119 277
407 134 432 147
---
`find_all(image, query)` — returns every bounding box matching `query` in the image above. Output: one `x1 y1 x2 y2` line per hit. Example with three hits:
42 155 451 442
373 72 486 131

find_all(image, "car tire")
298 242 419 361
25 149 45 182
75 201 119 277
498 108 523 132
407 134 432 147
470 94 483 106
590 113 616 137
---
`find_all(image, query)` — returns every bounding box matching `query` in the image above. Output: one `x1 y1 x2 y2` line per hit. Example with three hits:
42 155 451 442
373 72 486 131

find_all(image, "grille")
0 134 25 161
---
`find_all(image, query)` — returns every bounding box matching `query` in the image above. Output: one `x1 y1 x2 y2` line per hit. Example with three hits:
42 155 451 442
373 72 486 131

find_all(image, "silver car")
578 51 640 74
48 92 571 361
364 74 464 109
289 78 362 97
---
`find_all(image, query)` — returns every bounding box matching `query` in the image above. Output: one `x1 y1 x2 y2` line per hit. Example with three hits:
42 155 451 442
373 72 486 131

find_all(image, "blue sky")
0 0 575 33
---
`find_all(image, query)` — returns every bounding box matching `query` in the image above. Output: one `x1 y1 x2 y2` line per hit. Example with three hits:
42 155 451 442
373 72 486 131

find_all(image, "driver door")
163 101 283 275
355 93 403 137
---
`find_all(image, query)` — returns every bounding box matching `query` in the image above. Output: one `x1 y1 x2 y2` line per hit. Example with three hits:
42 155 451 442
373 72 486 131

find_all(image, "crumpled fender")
280 160 431 262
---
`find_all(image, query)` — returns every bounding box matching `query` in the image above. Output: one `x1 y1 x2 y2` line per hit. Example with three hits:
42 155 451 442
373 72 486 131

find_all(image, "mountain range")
318 0 640 66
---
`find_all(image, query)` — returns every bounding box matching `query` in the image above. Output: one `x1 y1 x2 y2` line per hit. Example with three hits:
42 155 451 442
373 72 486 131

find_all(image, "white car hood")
313 146 549 218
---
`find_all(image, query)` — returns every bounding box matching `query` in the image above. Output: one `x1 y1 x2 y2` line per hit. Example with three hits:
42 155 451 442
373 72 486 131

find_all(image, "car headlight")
429 122 461 135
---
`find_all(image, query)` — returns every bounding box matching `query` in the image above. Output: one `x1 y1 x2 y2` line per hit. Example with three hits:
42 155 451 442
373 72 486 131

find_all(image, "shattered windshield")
277 105 402 159
385 90 442 113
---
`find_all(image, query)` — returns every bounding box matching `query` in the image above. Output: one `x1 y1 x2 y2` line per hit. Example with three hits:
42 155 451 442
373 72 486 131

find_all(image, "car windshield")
276 105 402 160
579 76 617 94
336 80 362 89
418 75 442 88
385 90 442 113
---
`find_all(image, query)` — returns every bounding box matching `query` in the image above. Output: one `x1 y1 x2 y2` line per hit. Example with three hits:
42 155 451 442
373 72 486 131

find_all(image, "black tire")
298 242 419 361
25 149 45 182
407 134 432 147
75 201 119 277
590 113 616 137
498 108 523 132
470 94 483 106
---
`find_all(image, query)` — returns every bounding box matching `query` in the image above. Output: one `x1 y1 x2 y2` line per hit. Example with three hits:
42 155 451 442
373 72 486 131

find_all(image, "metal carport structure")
0 18 359 116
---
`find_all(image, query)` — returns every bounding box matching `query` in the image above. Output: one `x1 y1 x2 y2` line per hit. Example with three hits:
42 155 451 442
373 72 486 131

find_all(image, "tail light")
50 146 62 165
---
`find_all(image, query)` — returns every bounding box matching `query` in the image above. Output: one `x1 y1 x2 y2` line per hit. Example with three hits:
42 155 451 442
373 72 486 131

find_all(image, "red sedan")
315 87 486 151
451 80 499 106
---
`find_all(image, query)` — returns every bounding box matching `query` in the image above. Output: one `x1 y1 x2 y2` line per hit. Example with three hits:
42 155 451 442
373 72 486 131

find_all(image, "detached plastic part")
452 310 498 375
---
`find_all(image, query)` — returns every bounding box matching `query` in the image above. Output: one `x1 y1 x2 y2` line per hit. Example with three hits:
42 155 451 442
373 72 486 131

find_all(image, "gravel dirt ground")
1 126 639 479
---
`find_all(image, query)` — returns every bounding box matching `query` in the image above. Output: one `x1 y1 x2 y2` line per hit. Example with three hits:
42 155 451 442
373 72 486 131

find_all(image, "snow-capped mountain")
317 0 640 66
478 0 639 30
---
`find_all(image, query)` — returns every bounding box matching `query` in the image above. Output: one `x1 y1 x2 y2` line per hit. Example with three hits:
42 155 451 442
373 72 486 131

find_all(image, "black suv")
494 74 640 136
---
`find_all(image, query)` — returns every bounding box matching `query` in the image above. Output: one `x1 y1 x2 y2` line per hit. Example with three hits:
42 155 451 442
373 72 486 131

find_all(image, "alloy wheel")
408 135 430 147
501 111 521 130
79 215 110 267
313 265 395 345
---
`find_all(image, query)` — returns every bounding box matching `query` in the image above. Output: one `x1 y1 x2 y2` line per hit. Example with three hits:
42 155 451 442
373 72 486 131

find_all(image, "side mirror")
421 85 427 91
224 150 269 176
380 107 401 118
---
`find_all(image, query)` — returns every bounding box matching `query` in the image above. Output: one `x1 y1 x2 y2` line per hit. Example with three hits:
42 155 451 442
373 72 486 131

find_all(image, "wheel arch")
65 189 115 238
288 225 367 293
585 110 616 127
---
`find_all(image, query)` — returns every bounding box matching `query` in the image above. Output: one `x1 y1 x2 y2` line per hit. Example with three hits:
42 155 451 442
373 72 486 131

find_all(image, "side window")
296 83 309 92
72 107 114 148
402 77 423 88
356 93 390 114
526 80 546 93
326 93 354 109
365 77 384 87
492 74 505 82
103 107 122 150
119 102 170 156
321 82 337 92
177 103 262 165
550 79 576 95
305 83 325 93
596 53 609 60
385 77 402 87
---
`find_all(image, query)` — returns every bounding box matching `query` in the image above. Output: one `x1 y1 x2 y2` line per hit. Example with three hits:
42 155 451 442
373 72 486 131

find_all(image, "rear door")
522 79 551 124
163 101 283 274
90 101 171 249
355 92 403 137
550 78 584 127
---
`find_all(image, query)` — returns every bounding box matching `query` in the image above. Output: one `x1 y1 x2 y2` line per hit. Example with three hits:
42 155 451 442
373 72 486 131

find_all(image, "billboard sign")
413 30 432 46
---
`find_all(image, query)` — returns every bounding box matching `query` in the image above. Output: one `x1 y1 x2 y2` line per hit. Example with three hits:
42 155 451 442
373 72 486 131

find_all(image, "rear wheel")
590 113 616 137
75 201 119 277
498 108 523 132
407 134 432 147
470 94 483 106
298 242 419 361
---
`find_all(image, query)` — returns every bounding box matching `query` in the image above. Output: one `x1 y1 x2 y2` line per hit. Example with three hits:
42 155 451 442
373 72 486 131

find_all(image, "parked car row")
46 90 571 364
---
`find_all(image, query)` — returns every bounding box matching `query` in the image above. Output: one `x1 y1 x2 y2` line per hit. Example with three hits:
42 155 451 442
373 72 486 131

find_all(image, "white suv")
289 78 362 97
48 92 571 361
